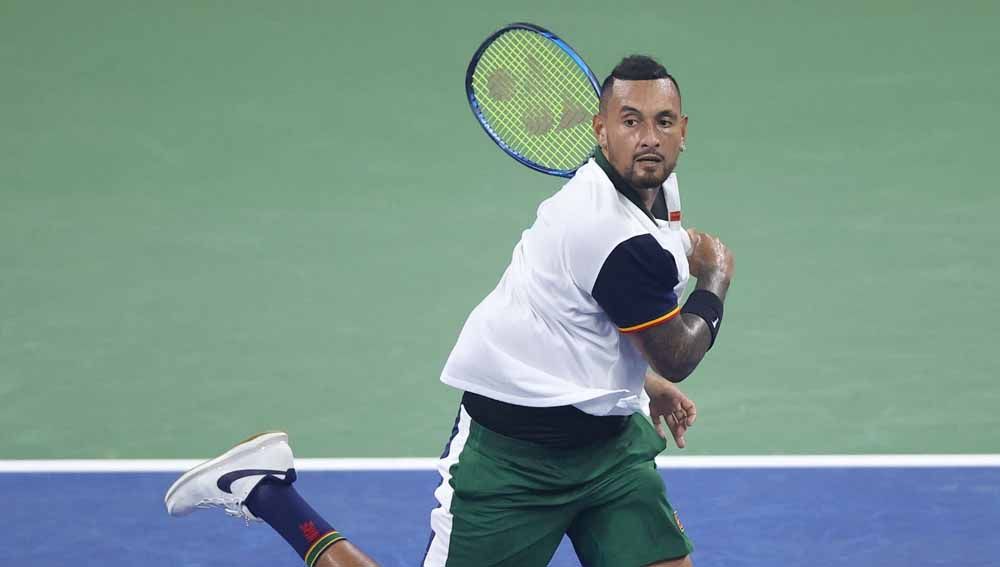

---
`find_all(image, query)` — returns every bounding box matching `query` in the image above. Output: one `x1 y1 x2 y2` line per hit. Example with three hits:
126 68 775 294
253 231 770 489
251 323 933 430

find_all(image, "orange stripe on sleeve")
617 306 681 333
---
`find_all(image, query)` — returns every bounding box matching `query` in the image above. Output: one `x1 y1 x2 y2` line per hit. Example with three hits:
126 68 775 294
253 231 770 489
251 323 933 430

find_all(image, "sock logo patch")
299 521 322 543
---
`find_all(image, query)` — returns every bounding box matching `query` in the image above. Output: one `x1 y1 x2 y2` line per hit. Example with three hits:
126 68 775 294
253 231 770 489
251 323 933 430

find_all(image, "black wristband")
681 289 724 349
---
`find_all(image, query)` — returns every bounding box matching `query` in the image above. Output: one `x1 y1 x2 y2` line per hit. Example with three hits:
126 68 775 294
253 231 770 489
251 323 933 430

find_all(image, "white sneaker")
164 431 296 522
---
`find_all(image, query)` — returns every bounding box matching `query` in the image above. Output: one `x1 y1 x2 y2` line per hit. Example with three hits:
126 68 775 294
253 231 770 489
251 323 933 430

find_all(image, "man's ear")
592 114 607 150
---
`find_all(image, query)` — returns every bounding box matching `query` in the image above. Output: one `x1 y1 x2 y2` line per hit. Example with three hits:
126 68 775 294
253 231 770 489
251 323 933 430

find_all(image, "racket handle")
661 174 692 255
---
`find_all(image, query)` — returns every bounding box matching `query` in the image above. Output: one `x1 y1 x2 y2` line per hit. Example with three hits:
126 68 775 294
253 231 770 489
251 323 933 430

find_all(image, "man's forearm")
628 315 709 382
629 273 729 382
649 315 710 380
645 367 681 391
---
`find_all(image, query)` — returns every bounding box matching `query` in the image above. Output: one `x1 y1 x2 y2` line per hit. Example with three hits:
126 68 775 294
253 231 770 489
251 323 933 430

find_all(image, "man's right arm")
626 229 734 382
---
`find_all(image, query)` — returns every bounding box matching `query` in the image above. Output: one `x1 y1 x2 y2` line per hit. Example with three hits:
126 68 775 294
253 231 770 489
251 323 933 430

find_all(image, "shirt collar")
592 148 656 223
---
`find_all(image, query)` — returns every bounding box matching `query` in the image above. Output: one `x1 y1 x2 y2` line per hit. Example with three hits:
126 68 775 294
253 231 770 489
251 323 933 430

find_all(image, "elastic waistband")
463 405 640 461
460 391 629 450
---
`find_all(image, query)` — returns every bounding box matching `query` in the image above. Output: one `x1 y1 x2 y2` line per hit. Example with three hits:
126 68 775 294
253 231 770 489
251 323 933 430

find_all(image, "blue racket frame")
465 22 601 178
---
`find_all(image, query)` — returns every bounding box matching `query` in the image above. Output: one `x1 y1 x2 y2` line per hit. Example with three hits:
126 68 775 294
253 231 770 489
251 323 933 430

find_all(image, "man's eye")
659 120 673 128
624 119 638 127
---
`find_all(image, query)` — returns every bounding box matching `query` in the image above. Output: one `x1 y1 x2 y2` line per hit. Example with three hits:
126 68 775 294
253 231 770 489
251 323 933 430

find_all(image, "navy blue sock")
245 478 345 566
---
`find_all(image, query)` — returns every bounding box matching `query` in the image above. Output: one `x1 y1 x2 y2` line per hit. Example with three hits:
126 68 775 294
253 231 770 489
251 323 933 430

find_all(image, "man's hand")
645 370 697 448
686 228 734 284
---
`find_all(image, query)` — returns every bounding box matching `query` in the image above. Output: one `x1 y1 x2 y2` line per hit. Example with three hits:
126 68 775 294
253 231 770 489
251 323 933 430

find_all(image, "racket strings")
471 29 598 172
483 31 594 167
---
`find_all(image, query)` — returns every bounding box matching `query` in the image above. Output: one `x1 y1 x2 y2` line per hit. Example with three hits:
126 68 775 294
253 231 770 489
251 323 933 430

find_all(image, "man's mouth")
635 154 663 164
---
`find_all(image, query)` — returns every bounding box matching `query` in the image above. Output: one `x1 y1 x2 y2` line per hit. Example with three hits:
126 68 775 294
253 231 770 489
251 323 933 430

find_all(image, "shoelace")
195 497 257 525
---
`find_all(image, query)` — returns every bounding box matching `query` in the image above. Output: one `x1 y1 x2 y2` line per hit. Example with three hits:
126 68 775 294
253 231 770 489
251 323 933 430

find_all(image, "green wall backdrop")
2 1 998 458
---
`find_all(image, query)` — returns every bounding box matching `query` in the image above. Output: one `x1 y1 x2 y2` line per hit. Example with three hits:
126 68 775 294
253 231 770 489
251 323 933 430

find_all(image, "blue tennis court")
5 466 998 566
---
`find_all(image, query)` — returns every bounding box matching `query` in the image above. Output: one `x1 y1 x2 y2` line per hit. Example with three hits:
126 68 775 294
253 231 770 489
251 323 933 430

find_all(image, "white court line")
1 455 999 473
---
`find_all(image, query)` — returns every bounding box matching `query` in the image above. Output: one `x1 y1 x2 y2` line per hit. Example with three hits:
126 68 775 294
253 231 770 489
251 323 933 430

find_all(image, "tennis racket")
465 22 690 252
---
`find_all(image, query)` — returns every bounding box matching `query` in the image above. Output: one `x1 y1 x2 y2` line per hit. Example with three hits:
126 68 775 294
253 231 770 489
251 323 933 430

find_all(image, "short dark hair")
599 55 680 111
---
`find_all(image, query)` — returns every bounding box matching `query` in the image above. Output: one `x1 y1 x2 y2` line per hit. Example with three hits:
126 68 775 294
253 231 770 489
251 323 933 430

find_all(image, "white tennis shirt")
440 157 690 416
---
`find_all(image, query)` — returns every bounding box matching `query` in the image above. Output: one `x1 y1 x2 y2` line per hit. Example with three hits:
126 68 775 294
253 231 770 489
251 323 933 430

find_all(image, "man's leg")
165 432 380 567
566 415 694 567
422 406 573 567
311 541 380 567
242 473 381 567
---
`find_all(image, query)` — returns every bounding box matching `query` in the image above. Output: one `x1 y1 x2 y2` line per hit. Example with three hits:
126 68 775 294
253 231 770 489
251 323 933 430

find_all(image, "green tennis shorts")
423 408 693 567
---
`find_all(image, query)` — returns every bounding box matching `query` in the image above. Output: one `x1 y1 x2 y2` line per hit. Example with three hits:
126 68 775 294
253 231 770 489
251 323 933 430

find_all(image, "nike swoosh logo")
216 468 296 494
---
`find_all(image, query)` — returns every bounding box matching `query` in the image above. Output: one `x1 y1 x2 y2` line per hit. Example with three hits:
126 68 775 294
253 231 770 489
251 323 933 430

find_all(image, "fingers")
685 228 701 252
682 399 697 427
680 227 693 256
671 407 689 425
666 413 687 449
687 228 729 254
667 403 695 448
653 414 667 440
651 397 696 448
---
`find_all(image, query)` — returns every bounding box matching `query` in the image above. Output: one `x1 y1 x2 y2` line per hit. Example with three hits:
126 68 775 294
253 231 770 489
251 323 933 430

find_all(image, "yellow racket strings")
472 30 598 171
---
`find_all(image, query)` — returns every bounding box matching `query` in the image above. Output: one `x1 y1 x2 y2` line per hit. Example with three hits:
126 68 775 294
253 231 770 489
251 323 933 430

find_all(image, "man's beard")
625 162 673 189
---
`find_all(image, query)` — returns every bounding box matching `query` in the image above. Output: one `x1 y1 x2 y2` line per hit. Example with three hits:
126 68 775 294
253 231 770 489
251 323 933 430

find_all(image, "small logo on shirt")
711 318 720 328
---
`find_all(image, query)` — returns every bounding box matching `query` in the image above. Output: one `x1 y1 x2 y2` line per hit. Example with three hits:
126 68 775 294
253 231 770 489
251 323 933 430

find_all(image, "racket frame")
465 22 601 178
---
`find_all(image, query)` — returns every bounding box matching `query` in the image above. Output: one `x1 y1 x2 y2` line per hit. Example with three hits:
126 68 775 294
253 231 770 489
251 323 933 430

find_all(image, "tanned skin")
593 78 734 385
313 542 379 567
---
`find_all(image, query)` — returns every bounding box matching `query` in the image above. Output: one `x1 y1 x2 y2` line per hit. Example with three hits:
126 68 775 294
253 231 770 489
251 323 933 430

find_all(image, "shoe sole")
164 431 289 515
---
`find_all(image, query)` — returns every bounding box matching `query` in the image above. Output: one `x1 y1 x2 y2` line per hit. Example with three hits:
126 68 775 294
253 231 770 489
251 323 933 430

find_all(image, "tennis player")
165 55 734 567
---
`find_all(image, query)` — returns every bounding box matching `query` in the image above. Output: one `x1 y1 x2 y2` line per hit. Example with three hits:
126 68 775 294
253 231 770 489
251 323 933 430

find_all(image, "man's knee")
646 555 692 567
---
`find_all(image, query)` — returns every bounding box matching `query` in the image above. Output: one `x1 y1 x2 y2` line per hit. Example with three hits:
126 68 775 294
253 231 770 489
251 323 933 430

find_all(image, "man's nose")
638 121 660 148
